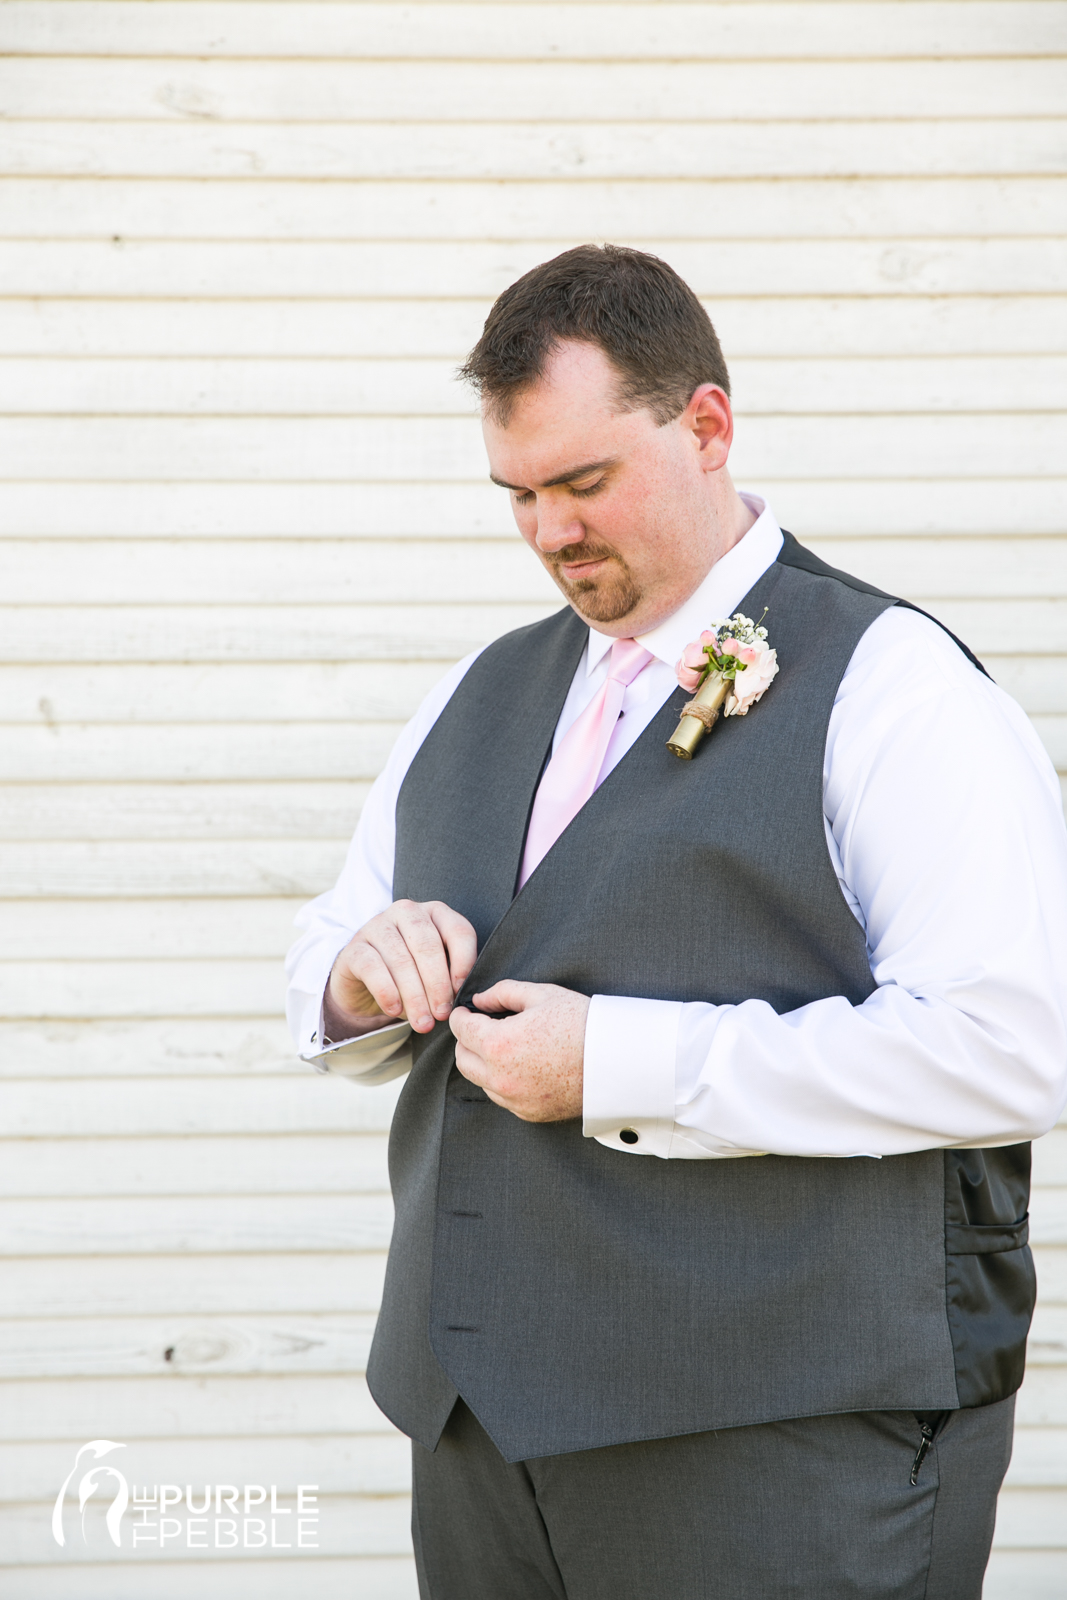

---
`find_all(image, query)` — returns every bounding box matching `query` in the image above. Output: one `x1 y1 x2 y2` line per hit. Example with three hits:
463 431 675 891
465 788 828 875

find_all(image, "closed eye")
513 478 605 507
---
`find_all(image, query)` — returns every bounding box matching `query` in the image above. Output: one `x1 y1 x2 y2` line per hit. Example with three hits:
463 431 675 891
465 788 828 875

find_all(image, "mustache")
546 541 623 575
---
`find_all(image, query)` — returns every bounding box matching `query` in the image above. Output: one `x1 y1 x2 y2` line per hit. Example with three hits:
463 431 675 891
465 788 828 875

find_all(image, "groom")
287 245 1067 1598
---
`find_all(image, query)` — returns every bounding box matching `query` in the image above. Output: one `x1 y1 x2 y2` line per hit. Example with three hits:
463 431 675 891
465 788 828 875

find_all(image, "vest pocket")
944 1220 1035 1410
945 1215 1029 1255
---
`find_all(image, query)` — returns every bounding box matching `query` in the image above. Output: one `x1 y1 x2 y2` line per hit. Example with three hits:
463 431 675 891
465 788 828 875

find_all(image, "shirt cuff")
582 995 682 1158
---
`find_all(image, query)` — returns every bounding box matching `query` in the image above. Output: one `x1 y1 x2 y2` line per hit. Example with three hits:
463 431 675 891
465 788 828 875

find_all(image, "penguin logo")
52 1440 129 1547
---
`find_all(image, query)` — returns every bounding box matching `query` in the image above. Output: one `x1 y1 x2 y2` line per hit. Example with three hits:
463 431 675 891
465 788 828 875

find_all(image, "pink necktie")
519 637 653 887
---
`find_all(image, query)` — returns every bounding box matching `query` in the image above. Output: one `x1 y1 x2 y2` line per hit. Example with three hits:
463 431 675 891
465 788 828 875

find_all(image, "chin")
562 579 642 626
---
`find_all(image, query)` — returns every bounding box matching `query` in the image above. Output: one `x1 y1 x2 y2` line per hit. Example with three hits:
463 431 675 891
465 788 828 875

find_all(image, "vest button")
619 1129 639 1145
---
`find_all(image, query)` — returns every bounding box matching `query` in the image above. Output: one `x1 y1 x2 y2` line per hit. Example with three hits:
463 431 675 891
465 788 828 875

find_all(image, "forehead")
482 340 653 485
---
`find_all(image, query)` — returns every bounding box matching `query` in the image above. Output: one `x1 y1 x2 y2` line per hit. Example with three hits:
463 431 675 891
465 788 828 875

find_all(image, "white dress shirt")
286 497 1067 1158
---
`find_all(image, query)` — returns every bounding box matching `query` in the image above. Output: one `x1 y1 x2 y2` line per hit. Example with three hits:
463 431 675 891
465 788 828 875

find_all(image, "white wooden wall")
1 3 1065 1594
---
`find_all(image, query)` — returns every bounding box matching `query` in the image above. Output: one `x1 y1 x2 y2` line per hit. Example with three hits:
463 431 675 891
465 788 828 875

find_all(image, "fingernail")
417 1014 433 1031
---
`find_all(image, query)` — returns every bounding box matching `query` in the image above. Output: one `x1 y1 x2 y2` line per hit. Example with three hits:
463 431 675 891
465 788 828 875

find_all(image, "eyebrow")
489 457 618 492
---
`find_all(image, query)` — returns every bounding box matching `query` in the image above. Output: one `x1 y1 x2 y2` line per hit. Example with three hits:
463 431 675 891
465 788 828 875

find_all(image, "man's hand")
326 899 478 1038
448 980 590 1122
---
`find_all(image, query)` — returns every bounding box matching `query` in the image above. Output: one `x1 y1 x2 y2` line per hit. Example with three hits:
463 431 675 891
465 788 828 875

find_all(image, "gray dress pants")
411 1395 1015 1600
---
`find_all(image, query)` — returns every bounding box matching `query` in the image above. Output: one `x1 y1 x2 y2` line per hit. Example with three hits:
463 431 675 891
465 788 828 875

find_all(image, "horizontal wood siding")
1 4 1064 1593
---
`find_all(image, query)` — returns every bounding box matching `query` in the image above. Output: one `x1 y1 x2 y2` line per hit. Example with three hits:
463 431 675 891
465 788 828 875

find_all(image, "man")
287 245 1067 1599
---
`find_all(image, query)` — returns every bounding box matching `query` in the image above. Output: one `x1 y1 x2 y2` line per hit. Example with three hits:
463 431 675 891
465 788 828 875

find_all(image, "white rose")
724 646 779 716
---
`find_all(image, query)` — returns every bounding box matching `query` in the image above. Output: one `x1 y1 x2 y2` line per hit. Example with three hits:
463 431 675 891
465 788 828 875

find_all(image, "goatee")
546 545 642 624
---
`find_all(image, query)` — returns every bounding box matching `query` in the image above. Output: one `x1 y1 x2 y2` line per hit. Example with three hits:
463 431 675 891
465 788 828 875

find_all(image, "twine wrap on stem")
681 699 720 732
666 671 730 759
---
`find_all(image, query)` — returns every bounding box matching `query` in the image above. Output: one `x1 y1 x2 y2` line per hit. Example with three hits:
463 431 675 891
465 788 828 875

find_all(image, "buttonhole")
451 1210 483 1218
446 1325 480 1333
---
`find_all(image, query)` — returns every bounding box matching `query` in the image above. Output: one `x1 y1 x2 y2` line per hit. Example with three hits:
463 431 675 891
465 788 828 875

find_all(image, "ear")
682 383 734 474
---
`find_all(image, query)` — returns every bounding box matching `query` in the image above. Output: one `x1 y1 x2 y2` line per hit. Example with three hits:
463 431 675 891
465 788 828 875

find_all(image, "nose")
534 501 586 554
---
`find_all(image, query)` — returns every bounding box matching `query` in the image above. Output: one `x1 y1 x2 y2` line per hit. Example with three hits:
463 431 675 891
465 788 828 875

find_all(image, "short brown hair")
459 244 730 426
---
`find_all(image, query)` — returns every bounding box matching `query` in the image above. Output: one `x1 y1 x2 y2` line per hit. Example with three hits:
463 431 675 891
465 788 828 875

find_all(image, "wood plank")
1035 1247 1067 1304
5 354 1066 417
2 1075 402 1138
0 1312 379 1379
2 296 1065 360
1004 1428 1067 1487
0 723 399 780
3 478 1066 540
0 839 346 898
5 597 1067 668
0 1431 410 1502
14 1309 1054 1391
0 786 368 842
3 710 1063 788
12 658 1064 732
5 58 1065 123
6 120 1064 182
1016 1367 1067 1427
8 536 1066 609
1028 1307 1067 1367
922 601 1067 657
972 659 1067 715
1 415 1065 483
1034 1130 1067 1184
0 1371 390 1441
992 1488 1067 1549
3 177 1065 242
0 481 516 537
4 237 1066 300
1019 714 1065 765
0 664 448 723
3 3 1062 61
0 602 559 663
1 1251 386 1318
0 958 298 1021
0 1017 318 1079
0 539 554 606
0 1194 395 1255
808 537 1067 600
4 1556 419 1600
1032 1190 1067 1247
0 1132 390 1196
984 1554 1067 1600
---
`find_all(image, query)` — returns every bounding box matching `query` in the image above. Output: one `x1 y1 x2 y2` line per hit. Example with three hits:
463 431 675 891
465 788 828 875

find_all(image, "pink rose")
676 635 716 691
676 657 703 692
724 645 778 716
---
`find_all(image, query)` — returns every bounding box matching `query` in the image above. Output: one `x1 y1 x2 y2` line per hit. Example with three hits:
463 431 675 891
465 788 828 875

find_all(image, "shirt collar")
585 494 785 675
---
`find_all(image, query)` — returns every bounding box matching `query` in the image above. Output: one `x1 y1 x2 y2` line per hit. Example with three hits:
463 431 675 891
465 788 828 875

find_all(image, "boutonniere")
667 611 779 759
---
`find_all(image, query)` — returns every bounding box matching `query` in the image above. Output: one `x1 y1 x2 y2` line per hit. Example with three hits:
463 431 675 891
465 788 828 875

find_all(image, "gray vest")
367 535 1034 1462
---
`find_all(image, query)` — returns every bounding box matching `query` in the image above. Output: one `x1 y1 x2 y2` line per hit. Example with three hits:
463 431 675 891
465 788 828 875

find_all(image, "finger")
428 903 479 994
366 917 440 1032
471 979 537 1015
336 943 400 1018
448 1005 503 1058
452 1037 489 1085
392 901 461 1022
